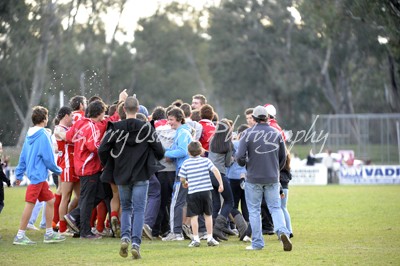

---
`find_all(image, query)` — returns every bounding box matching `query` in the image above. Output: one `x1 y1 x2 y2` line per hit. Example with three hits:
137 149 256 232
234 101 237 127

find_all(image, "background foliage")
0 0 399 146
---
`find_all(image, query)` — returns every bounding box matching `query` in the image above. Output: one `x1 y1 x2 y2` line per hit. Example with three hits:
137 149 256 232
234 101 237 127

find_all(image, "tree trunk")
16 1 56 147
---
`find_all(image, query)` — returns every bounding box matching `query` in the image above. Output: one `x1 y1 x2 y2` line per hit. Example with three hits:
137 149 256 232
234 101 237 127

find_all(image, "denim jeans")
118 180 149 246
29 200 46 228
145 175 161 228
211 172 234 219
245 182 289 249
281 188 292 234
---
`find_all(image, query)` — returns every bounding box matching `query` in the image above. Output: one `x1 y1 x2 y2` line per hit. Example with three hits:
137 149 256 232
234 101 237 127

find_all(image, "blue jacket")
226 140 247 180
164 124 192 172
15 127 62 184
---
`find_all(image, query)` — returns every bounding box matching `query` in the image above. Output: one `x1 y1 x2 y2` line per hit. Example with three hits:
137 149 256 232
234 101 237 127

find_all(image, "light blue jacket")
164 124 193 172
226 140 247 180
15 127 62 184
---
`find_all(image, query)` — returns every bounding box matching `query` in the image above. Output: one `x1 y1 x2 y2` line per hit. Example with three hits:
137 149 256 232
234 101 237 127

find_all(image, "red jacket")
199 119 215 151
66 112 120 177
66 118 102 177
269 119 286 141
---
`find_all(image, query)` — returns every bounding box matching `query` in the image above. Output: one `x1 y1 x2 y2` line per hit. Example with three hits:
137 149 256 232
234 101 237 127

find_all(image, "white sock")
17 230 25 238
193 235 200 242
207 234 213 241
45 228 54 236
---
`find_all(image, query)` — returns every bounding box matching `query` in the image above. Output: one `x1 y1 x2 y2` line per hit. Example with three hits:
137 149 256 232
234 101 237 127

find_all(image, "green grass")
1 185 400 265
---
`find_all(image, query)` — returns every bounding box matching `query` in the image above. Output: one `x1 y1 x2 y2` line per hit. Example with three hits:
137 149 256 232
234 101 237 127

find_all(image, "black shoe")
262 229 275 235
289 233 293 238
64 214 79 234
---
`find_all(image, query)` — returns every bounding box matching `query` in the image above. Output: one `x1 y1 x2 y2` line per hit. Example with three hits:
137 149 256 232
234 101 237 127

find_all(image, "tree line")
0 0 399 147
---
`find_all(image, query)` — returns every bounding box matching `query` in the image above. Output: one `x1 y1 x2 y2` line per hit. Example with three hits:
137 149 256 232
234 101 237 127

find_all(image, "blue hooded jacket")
164 124 192 172
15 127 62 184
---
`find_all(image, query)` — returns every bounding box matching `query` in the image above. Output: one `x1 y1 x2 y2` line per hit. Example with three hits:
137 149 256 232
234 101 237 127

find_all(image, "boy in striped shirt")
179 141 224 247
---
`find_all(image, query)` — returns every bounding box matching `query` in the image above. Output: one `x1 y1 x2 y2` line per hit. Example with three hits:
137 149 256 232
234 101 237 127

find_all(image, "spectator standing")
13 106 65 245
179 141 223 247
323 149 335 184
162 107 193 241
280 149 293 238
98 96 164 259
236 106 292 251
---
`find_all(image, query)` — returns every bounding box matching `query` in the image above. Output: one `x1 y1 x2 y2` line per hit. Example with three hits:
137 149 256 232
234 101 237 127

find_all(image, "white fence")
291 165 400 185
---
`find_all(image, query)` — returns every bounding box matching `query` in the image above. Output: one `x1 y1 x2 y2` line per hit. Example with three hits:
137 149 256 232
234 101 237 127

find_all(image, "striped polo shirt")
178 156 215 194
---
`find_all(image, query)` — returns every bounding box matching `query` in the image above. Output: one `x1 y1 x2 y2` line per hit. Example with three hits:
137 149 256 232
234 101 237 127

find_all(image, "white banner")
339 165 400 184
291 165 328 185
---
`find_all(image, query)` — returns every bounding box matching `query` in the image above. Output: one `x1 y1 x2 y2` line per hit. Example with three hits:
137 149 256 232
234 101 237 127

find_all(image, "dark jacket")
279 168 292 189
98 119 165 185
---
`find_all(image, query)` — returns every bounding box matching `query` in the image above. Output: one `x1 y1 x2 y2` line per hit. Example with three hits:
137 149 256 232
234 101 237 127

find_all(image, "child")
13 106 65 245
178 140 224 247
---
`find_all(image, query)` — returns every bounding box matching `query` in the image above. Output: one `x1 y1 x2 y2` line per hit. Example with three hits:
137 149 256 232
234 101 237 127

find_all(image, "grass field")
1 185 400 265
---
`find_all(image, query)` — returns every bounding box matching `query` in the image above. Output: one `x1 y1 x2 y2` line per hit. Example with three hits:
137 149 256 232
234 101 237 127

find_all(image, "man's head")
200 104 214 120
264 104 277 119
124 96 139 115
180 103 192 118
86 101 107 120
252 105 268 123
117 102 126 120
245 108 256 127
167 107 185 129
56 106 73 127
69 96 87 111
191 94 207 110
172 99 184 107
188 140 203 157
152 106 166 121
32 106 49 126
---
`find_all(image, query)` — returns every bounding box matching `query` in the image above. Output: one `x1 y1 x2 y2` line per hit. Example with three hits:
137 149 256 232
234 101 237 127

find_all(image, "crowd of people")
1 91 294 259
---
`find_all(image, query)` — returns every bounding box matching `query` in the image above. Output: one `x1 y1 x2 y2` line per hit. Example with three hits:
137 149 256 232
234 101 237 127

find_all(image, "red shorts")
60 167 79 183
25 182 54 203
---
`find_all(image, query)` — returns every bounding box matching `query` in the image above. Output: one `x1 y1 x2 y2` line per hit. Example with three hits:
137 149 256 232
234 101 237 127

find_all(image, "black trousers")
229 179 249 221
70 172 105 236
153 171 175 236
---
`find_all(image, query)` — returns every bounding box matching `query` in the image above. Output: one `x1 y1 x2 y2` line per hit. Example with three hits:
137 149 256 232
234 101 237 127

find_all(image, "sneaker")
162 232 184 241
111 216 120 237
44 232 66 243
142 224 153 240
91 228 112 237
207 238 219 246
188 240 201 247
290 233 294 238
182 224 193 240
59 230 74 237
64 214 79 234
199 231 207 240
80 233 102 240
131 244 141 259
26 224 39 231
246 245 262 250
119 238 130 258
13 235 36 245
280 234 292 251
242 235 252 242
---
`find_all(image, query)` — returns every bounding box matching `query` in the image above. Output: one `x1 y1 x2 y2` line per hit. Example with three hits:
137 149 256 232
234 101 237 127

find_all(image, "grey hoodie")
235 123 286 184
